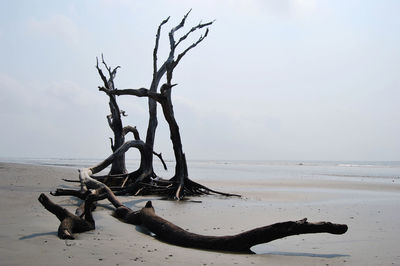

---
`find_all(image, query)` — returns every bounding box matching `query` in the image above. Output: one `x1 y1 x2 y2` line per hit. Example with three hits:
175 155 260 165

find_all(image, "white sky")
0 0 399 161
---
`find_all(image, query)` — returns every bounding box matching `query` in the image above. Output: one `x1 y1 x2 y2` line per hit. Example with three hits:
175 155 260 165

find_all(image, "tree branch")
123 125 140 140
153 151 167 170
102 87 164 103
106 114 113 128
101 54 120 90
96 57 109 89
38 193 95 239
121 201 348 253
166 9 192 73
89 140 148 175
169 9 192 44
176 20 214 48
164 12 214 84
174 28 210 68
153 16 170 79
97 54 120 92
109 137 114 151
50 189 90 200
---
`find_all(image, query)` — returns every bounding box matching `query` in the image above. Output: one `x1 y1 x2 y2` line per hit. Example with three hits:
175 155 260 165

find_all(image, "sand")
0 162 399 265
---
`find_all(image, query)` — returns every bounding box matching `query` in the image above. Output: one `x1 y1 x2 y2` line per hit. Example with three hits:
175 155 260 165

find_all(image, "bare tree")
97 10 233 198
39 11 349 256
96 55 166 181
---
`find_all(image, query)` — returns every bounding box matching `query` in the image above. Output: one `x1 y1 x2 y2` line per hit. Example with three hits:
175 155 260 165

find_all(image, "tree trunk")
108 95 128 175
159 86 187 187
96 57 128 175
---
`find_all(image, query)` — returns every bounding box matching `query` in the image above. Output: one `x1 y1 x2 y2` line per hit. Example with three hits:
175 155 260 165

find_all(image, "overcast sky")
0 0 399 161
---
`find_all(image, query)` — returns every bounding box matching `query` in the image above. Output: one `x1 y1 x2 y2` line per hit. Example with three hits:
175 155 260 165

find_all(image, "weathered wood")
44 175 347 253
88 140 150 177
98 12 215 199
50 188 90 200
114 200 347 253
38 193 95 239
39 12 348 258
123 125 140 140
96 56 128 175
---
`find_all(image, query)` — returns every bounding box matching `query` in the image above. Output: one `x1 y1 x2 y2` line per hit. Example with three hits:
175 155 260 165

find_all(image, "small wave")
319 173 397 179
337 164 376 167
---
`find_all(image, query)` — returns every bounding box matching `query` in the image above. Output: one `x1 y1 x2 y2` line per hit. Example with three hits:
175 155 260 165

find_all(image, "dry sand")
0 162 399 265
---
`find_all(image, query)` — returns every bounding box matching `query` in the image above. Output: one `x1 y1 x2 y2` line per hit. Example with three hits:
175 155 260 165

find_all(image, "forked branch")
164 11 213 83
153 16 171 79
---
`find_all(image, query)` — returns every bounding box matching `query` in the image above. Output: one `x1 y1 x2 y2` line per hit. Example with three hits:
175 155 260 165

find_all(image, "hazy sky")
1 0 399 161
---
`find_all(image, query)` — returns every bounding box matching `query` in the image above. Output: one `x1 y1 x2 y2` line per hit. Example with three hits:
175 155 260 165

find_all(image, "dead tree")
96 55 167 181
96 56 128 175
100 10 218 198
38 11 348 257
40 172 348 252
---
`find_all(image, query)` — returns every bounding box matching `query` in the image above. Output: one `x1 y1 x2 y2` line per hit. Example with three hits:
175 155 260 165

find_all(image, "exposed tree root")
84 149 239 199
113 177 241 199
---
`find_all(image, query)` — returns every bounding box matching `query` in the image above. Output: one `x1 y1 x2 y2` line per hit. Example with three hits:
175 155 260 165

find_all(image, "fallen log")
38 193 95 239
114 201 348 253
41 171 348 252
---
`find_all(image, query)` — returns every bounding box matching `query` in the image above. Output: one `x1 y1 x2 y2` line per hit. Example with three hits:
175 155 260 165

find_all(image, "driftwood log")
38 194 95 239
115 201 347 253
39 170 348 253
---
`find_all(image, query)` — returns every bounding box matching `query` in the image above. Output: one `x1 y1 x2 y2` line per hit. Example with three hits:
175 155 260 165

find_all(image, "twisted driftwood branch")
41 173 347 251
115 201 348 253
38 193 95 239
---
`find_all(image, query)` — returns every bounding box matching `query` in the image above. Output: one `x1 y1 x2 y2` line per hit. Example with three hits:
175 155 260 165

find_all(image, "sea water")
2 157 399 184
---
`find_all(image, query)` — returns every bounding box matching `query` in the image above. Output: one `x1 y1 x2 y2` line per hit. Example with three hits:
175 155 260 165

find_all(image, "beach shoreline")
1 162 399 265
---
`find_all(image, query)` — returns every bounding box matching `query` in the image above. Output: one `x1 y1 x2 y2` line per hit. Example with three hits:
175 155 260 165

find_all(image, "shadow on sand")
19 231 57 240
255 250 349 258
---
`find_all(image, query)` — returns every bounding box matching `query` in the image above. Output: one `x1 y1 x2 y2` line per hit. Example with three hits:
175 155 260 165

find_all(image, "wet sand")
1 162 399 265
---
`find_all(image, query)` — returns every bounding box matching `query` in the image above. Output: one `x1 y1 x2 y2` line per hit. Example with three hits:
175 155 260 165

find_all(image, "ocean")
1 157 399 185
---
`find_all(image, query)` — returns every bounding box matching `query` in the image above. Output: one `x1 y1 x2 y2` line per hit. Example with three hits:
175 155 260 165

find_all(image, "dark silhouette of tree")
39 11 348 256
96 55 128 175
94 10 233 199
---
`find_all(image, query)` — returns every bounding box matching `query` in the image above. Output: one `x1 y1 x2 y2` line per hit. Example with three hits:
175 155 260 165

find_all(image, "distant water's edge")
1 157 399 184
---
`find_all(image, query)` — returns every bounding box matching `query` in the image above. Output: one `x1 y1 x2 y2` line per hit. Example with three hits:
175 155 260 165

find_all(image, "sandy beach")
1 161 399 265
